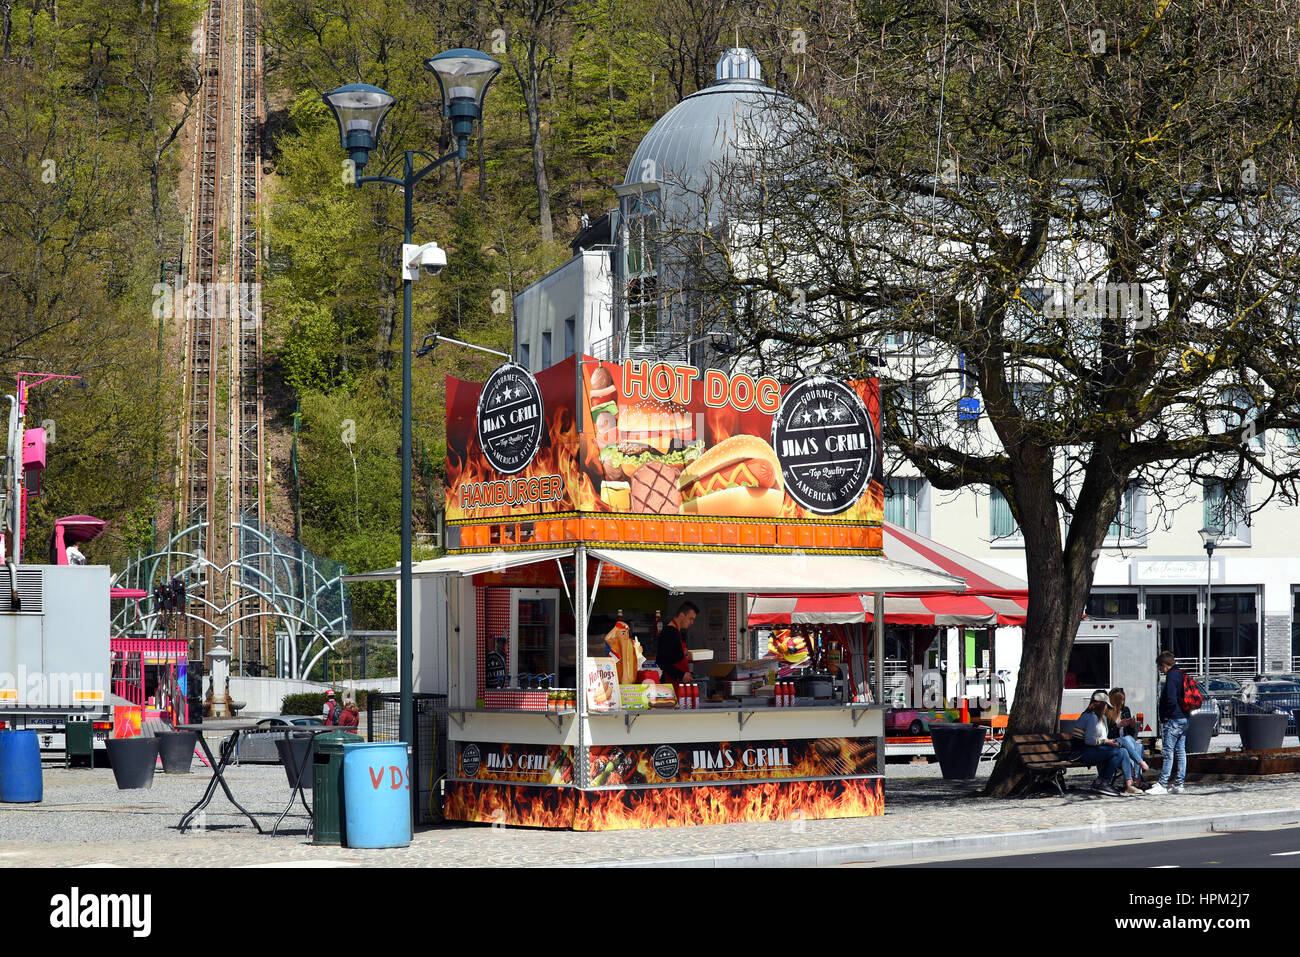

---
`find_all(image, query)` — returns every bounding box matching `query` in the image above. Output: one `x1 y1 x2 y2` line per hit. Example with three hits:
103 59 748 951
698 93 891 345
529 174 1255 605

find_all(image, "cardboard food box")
586 657 622 712
707 661 738 680
647 683 678 709
620 683 650 711
687 648 714 662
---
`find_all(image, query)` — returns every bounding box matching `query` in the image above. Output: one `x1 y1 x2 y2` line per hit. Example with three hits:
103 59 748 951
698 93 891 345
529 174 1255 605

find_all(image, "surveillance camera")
402 241 448 280
420 242 447 277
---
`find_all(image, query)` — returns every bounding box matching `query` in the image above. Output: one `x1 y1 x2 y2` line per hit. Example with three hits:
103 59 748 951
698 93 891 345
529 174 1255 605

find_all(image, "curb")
570 806 1300 868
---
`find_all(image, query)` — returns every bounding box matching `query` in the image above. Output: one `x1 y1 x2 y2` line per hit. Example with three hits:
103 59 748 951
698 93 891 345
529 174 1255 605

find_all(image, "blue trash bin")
0 730 43 803
341 742 412 849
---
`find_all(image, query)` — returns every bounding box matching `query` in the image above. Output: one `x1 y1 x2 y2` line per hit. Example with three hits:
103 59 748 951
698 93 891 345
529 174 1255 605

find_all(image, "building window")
564 317 575 358
542 330 552 367
623 189 660 351
884 477 928 533
1105 484 1147 544
1085 592 1140 619
1203 479 1250 543
990 488 1021 542
1223 388 1262 449
519 342 531 368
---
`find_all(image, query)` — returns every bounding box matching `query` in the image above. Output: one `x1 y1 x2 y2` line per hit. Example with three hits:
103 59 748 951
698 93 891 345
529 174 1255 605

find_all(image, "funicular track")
178 0 267 673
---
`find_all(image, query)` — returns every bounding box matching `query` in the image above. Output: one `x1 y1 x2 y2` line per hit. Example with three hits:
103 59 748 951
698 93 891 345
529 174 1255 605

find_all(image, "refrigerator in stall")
509 588 560 685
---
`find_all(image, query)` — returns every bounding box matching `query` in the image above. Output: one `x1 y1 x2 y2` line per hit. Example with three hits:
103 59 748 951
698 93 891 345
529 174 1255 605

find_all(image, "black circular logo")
477 363 545 475
652 745 681 780
772 377 876 515
461 743 481 778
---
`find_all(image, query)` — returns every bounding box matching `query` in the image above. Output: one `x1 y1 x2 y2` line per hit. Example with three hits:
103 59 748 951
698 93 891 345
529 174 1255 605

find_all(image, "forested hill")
1 0 808 630
261 0 808 629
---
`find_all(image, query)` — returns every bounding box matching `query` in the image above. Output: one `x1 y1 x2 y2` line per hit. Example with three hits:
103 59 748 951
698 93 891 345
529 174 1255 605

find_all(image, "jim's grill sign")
476 363 545 474
772 377 875 514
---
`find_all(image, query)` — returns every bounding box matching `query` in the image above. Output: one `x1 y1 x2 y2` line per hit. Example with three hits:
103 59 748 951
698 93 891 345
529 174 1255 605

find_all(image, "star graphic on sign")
814 404 830 422
801 410 814 424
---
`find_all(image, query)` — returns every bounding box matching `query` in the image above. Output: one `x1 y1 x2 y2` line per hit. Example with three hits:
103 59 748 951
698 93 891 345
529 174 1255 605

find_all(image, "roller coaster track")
178 0 266 671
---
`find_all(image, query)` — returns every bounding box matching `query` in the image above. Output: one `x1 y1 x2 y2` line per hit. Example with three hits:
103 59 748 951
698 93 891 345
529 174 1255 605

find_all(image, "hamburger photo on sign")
585 364 703 514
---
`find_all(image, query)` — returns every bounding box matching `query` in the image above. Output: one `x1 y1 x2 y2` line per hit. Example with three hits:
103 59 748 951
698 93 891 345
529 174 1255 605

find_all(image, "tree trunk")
523 41 554 243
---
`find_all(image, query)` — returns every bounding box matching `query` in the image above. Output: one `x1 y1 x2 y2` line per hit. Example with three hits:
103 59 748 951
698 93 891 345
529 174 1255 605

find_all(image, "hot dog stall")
356 355 965 830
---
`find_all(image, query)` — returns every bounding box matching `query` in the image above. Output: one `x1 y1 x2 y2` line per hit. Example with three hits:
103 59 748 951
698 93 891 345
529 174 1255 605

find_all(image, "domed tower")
613 49 796 364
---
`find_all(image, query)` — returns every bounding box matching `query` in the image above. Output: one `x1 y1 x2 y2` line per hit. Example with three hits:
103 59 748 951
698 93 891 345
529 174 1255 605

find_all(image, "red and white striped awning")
747 523 1029 628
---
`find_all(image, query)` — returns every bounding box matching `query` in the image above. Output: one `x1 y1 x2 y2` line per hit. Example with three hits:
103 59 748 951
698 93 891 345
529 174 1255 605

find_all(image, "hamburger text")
458 474 566 510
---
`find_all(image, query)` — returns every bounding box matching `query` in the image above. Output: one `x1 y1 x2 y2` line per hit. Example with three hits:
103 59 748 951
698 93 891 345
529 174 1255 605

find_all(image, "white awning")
342 548 575 582
586 548 965 595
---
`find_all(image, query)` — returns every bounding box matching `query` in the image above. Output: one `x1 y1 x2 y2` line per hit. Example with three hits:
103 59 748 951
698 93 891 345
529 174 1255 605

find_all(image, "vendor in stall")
656 601 700 684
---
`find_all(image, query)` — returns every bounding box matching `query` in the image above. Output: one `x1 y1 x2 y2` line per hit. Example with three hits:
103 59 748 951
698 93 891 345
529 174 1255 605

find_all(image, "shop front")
369 355 964 830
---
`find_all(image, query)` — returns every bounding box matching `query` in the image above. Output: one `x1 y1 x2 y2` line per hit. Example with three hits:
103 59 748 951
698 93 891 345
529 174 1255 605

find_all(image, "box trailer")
1 565 112 752
1062 619 1159 732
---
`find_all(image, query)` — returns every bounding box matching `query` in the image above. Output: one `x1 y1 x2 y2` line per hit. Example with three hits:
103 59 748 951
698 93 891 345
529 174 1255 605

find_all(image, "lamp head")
424 49 501 148
322 83 396 174
1198 525 1221 553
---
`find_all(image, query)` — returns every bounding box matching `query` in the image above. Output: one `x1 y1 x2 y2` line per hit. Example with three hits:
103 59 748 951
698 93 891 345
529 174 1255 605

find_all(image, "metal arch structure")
112 518 352 679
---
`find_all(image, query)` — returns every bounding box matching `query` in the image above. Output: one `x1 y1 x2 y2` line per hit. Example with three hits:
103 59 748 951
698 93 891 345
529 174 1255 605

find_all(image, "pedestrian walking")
1149 651 1190 795
321 689 341 726
340 699 359 729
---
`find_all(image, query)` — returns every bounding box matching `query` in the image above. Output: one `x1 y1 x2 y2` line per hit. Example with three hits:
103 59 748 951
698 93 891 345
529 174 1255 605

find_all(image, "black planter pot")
1237 712 1287 752
276 734 315 790
928 722 985 780
1184 713 1216 755
106 737 160 790
157 731 197 773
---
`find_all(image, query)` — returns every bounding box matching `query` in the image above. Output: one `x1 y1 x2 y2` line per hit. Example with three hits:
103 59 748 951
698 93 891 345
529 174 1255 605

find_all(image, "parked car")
1194 676 1240 734
1236 680 1300 736
885 708 959 736
234 716 324 763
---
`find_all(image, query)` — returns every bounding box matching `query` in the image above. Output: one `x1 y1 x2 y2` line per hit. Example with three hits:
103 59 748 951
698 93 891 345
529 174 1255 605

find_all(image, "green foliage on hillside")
259 0 790 630
1 0 195 564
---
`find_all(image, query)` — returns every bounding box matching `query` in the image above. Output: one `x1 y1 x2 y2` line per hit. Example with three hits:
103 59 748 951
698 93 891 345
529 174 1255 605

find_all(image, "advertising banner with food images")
456 742 574 785
445 355 883 525
581 360 883 522
444 356 580 521
586 737 878 786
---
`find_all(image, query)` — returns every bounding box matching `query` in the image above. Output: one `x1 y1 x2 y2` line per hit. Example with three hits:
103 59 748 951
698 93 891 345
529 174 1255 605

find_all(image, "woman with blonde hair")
1107 687 1149 779
1076 690 1143 795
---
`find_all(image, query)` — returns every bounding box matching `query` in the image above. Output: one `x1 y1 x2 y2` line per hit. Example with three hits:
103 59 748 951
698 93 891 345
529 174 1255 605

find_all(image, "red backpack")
1179 672 1204 713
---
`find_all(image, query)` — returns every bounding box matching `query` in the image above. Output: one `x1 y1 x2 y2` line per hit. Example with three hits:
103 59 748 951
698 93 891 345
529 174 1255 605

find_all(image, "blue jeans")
1080 744 1136 785
1160 718 1188 786
1118 735 1145 771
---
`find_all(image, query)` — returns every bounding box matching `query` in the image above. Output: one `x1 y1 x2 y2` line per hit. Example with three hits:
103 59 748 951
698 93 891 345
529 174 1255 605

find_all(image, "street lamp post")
324 50 500 806
1198 526 1221 681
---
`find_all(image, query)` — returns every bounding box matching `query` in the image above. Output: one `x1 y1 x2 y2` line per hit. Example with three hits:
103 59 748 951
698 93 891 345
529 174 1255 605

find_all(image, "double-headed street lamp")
324 49 500 792
1198 526 1222 680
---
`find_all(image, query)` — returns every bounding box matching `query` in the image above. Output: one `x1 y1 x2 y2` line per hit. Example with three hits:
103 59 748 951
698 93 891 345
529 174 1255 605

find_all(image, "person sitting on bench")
1076 690 1143 796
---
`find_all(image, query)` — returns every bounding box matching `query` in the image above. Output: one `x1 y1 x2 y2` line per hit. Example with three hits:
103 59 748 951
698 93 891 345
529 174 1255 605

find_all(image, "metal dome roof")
622 50 796 219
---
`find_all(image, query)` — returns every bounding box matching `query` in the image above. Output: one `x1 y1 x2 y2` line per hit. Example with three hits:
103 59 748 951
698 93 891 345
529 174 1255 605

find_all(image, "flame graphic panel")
587 737 878 785
444 777 884 830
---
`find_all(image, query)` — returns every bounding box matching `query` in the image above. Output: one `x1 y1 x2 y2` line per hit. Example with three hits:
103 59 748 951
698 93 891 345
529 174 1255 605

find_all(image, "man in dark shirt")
1151 651 1188 795
656 602 700 684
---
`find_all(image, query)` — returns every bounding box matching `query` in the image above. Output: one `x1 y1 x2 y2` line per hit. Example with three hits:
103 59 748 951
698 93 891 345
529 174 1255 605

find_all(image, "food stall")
382 355 965 830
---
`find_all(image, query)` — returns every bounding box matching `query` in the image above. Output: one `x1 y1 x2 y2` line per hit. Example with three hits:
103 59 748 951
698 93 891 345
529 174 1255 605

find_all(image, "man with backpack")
1150 651 1200 794
321 689 341 726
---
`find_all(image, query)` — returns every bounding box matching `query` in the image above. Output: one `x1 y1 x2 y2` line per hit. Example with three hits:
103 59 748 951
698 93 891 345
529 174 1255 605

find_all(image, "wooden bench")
1008 732 1092 796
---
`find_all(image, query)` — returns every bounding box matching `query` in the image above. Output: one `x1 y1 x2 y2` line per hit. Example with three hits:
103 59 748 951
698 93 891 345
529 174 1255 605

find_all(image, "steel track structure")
179 0 266 672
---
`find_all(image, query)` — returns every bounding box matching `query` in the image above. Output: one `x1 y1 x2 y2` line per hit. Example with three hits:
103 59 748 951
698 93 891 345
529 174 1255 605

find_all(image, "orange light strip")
451 518 883 553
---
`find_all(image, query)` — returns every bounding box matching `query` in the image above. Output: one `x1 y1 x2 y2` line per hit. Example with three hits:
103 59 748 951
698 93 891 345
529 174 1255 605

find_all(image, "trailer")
1062 619 1160 733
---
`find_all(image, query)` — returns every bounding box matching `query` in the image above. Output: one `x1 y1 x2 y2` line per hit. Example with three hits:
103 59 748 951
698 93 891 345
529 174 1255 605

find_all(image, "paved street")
895 825 1300 868
2 746 1298 867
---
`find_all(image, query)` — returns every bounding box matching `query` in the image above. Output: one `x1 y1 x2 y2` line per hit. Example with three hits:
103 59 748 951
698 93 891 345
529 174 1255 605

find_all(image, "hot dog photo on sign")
579 360 882 522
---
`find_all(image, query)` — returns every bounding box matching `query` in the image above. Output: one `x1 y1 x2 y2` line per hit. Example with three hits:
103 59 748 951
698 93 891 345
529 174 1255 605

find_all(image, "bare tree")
670 0 1300 794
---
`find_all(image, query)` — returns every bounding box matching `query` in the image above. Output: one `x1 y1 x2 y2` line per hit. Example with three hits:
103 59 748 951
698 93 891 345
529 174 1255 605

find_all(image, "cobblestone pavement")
2 748 1298 867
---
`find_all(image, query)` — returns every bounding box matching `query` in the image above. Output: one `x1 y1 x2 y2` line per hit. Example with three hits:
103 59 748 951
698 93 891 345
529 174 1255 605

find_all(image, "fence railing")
1175 657 1261 683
